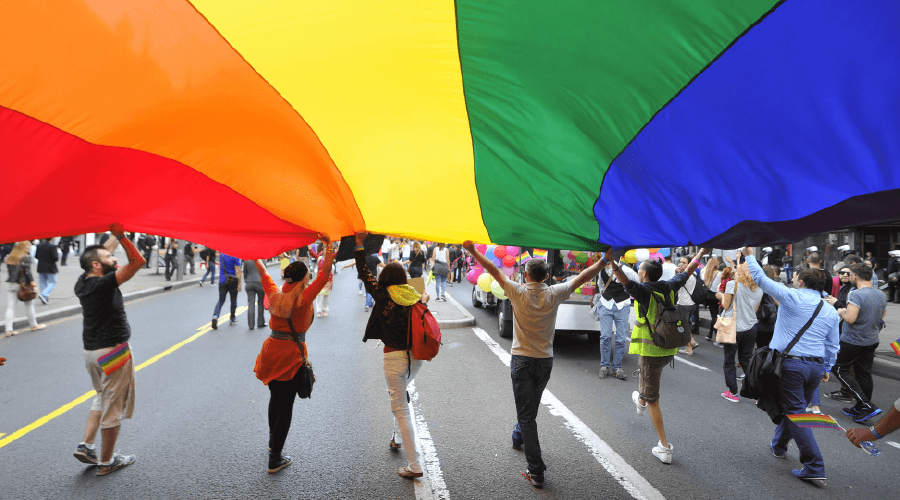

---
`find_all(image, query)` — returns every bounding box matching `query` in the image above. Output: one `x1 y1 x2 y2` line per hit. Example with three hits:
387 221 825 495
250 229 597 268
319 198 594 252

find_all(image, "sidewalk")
3 255 277 332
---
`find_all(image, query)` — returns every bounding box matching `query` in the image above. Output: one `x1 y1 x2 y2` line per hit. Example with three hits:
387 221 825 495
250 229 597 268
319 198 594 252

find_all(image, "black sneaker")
853 405 882 423
826 391 854 402
522 469 544 488
229 319 238 326
211 318 218 330
842 406 860 417
96 453 135 476
73 444 98 464
268 454 292 474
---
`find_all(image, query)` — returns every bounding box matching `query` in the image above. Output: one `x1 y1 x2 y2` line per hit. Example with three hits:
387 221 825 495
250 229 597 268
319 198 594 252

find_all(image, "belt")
270 330 305 343
784 354 823 363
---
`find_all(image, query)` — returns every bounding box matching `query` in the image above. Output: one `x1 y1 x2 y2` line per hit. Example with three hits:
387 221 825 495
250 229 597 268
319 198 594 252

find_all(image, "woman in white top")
429 243 450 301
716 261 763 402
703 257 721 341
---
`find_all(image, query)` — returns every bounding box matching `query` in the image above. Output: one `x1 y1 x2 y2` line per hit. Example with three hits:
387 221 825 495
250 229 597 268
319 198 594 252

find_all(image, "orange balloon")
648 248 660 253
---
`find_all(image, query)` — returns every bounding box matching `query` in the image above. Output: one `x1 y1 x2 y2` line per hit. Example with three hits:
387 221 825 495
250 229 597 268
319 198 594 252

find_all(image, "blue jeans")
201 266 216 284
39 273 58 299
771 359 826 476
213 282 238 320
784 264 793 283
511 355 553 473
598 305 630 370
434 274 448 298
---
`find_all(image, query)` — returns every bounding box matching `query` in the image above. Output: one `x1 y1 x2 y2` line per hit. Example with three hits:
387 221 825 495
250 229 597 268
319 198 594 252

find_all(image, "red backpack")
408 302 441 361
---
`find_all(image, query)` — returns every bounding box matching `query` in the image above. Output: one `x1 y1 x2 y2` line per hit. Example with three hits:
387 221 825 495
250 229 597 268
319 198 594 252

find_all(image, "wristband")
600 257 608 264
692 258 700 265
870 426 884 440
355 245 364 251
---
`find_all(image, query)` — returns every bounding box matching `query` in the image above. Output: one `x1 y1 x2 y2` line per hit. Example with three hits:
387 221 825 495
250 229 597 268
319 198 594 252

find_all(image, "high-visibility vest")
629 289 680 357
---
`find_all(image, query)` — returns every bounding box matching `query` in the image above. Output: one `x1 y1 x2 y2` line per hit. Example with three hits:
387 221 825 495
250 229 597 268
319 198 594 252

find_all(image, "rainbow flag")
98 343 132 376
533 249 548 260
891 338 900 356
518 251 532 264
786 413 844 431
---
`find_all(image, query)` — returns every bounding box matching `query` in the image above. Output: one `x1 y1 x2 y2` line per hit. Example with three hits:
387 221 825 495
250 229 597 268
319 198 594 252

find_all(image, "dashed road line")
471 327 665 500
886 441 900 450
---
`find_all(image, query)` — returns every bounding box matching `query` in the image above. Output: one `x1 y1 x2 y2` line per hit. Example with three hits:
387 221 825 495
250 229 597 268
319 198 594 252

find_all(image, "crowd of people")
2 231 899 487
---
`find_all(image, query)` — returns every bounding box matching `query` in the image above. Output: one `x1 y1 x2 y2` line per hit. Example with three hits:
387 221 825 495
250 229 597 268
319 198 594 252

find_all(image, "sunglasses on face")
839 271 852 275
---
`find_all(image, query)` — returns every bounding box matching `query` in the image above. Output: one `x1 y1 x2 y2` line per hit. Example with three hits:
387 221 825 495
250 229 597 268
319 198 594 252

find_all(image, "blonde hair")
703 257 719 286
4 241 31 266
735 263 758 291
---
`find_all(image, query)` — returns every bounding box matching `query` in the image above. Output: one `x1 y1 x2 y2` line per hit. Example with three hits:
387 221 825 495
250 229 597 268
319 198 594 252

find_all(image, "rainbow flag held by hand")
891 338 900 357
518 251 532 264
98 343 132 376
786 413 844 431
533 249 548 260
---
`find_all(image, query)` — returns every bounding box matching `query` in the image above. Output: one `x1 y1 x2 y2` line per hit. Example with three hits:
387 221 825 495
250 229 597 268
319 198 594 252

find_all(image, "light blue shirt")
746 256 840 371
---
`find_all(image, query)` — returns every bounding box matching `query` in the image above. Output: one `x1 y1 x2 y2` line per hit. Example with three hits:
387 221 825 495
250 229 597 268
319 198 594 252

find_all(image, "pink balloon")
567 251 576 260
502 255 516 267
505 246 520 257
501 266 515 276
466 268 482 285
493 245 507 259
475 244 487 254
650 252 663 262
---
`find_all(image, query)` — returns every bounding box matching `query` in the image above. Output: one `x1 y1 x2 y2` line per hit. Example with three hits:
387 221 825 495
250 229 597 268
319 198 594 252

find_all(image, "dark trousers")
268 368 305 454
183 256 195 274
510 355 553 473
213 282 238 320
60 245 69 265
142 249 152 268
245 282 266 328
704 297 719 338
889 280 899 302
772 359 825 475
833 342 878 405
164 254 177 279
723 325 757 394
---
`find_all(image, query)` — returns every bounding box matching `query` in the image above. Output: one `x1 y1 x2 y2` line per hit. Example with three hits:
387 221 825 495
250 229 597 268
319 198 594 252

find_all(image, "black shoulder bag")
285 311 316 399
760 300 824 378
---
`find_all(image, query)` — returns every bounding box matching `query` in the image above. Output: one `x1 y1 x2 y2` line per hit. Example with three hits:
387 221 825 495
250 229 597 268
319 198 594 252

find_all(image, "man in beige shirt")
464 242 610 487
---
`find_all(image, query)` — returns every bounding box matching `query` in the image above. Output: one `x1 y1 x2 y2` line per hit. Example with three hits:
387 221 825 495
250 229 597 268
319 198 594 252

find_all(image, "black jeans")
511 355 553 473
267 368 306 454
833 342 878 405
164 254 177 279
723 325 757 394
213 281 238 319
705 296 719 338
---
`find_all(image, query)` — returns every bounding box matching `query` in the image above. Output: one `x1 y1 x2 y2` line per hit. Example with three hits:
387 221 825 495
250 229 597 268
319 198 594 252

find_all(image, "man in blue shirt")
742 247 840 482
211 253 242 330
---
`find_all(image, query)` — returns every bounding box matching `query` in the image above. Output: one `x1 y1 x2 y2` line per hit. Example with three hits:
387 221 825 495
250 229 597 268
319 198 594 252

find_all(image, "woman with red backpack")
354 232 431 479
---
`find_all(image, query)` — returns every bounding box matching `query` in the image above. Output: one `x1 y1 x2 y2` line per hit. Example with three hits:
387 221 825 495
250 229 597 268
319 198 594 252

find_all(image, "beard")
101 262 117 275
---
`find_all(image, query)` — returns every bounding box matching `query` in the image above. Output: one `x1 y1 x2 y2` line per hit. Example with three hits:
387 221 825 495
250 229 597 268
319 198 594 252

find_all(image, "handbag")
589 269 618 321
714 282 737 343
17 265 36 302
286 309 316 399
761 301 824 378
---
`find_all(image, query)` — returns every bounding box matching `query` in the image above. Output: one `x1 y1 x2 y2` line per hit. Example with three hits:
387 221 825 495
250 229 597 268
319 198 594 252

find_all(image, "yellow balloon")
477 272 494 292
624 249 637 264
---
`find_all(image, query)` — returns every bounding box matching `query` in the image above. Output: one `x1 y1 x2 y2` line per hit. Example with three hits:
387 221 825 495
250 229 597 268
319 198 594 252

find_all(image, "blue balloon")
660 248 671 257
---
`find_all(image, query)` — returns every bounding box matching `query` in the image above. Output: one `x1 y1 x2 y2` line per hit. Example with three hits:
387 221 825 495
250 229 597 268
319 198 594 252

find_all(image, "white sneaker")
358 289 363 295
652 441 673 464
632 391 647 416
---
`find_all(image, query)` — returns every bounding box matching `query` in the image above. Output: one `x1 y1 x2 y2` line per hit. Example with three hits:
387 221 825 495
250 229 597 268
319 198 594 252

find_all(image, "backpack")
408 302 442 361
756 293 778 326
639 289 692 349
688 273 708 305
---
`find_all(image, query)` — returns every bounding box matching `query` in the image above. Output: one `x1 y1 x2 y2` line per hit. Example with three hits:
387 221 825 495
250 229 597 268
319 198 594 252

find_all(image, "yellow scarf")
387 284 421 306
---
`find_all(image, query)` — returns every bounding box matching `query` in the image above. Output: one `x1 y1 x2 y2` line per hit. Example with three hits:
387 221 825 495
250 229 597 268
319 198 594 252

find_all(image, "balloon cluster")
470 244 524 295
622 248 671 264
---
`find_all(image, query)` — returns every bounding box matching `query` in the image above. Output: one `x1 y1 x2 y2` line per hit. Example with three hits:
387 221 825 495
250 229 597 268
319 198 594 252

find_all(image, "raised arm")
110 225 145 285
569 249 614 290
742 247 791 305
462 241 509 287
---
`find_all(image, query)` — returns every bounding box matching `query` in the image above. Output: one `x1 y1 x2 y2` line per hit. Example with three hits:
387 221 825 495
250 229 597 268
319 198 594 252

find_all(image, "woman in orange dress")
253 235 333 474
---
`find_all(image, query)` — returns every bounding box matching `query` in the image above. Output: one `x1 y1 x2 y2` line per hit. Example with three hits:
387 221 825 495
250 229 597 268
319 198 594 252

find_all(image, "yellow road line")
0 306 247 450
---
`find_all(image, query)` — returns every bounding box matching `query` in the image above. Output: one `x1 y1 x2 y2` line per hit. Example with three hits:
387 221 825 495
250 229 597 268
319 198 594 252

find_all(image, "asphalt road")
1 271 898 499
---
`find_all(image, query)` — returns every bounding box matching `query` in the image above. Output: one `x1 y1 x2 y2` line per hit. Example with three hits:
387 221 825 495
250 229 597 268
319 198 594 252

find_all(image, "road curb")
10 261 280 330
438 292 476 329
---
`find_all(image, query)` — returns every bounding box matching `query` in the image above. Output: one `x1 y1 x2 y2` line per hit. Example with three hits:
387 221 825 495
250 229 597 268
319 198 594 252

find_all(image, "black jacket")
35 243 58 274
7 255 34 284
356 249 412 350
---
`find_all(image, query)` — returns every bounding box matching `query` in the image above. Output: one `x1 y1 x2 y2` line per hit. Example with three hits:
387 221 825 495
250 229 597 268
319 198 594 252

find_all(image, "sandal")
31 324 47 331
3 330 16 337
690 342 700 349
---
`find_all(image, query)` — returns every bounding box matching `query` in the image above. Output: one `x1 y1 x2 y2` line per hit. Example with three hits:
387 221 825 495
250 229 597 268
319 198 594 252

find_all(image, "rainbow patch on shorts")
98 343 131 376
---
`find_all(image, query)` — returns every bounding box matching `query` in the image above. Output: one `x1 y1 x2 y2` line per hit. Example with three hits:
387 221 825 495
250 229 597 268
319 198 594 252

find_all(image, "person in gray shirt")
716 261 764 401
835 263 887 422
243 259 267 330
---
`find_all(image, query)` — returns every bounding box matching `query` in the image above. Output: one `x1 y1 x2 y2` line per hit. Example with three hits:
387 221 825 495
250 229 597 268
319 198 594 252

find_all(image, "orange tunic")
254 259 331 385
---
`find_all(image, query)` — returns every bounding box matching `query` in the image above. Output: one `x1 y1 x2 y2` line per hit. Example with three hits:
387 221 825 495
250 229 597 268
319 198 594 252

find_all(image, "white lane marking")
887 441 900 450
674 356 711 372
471 328 664 500
409 380 450 500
